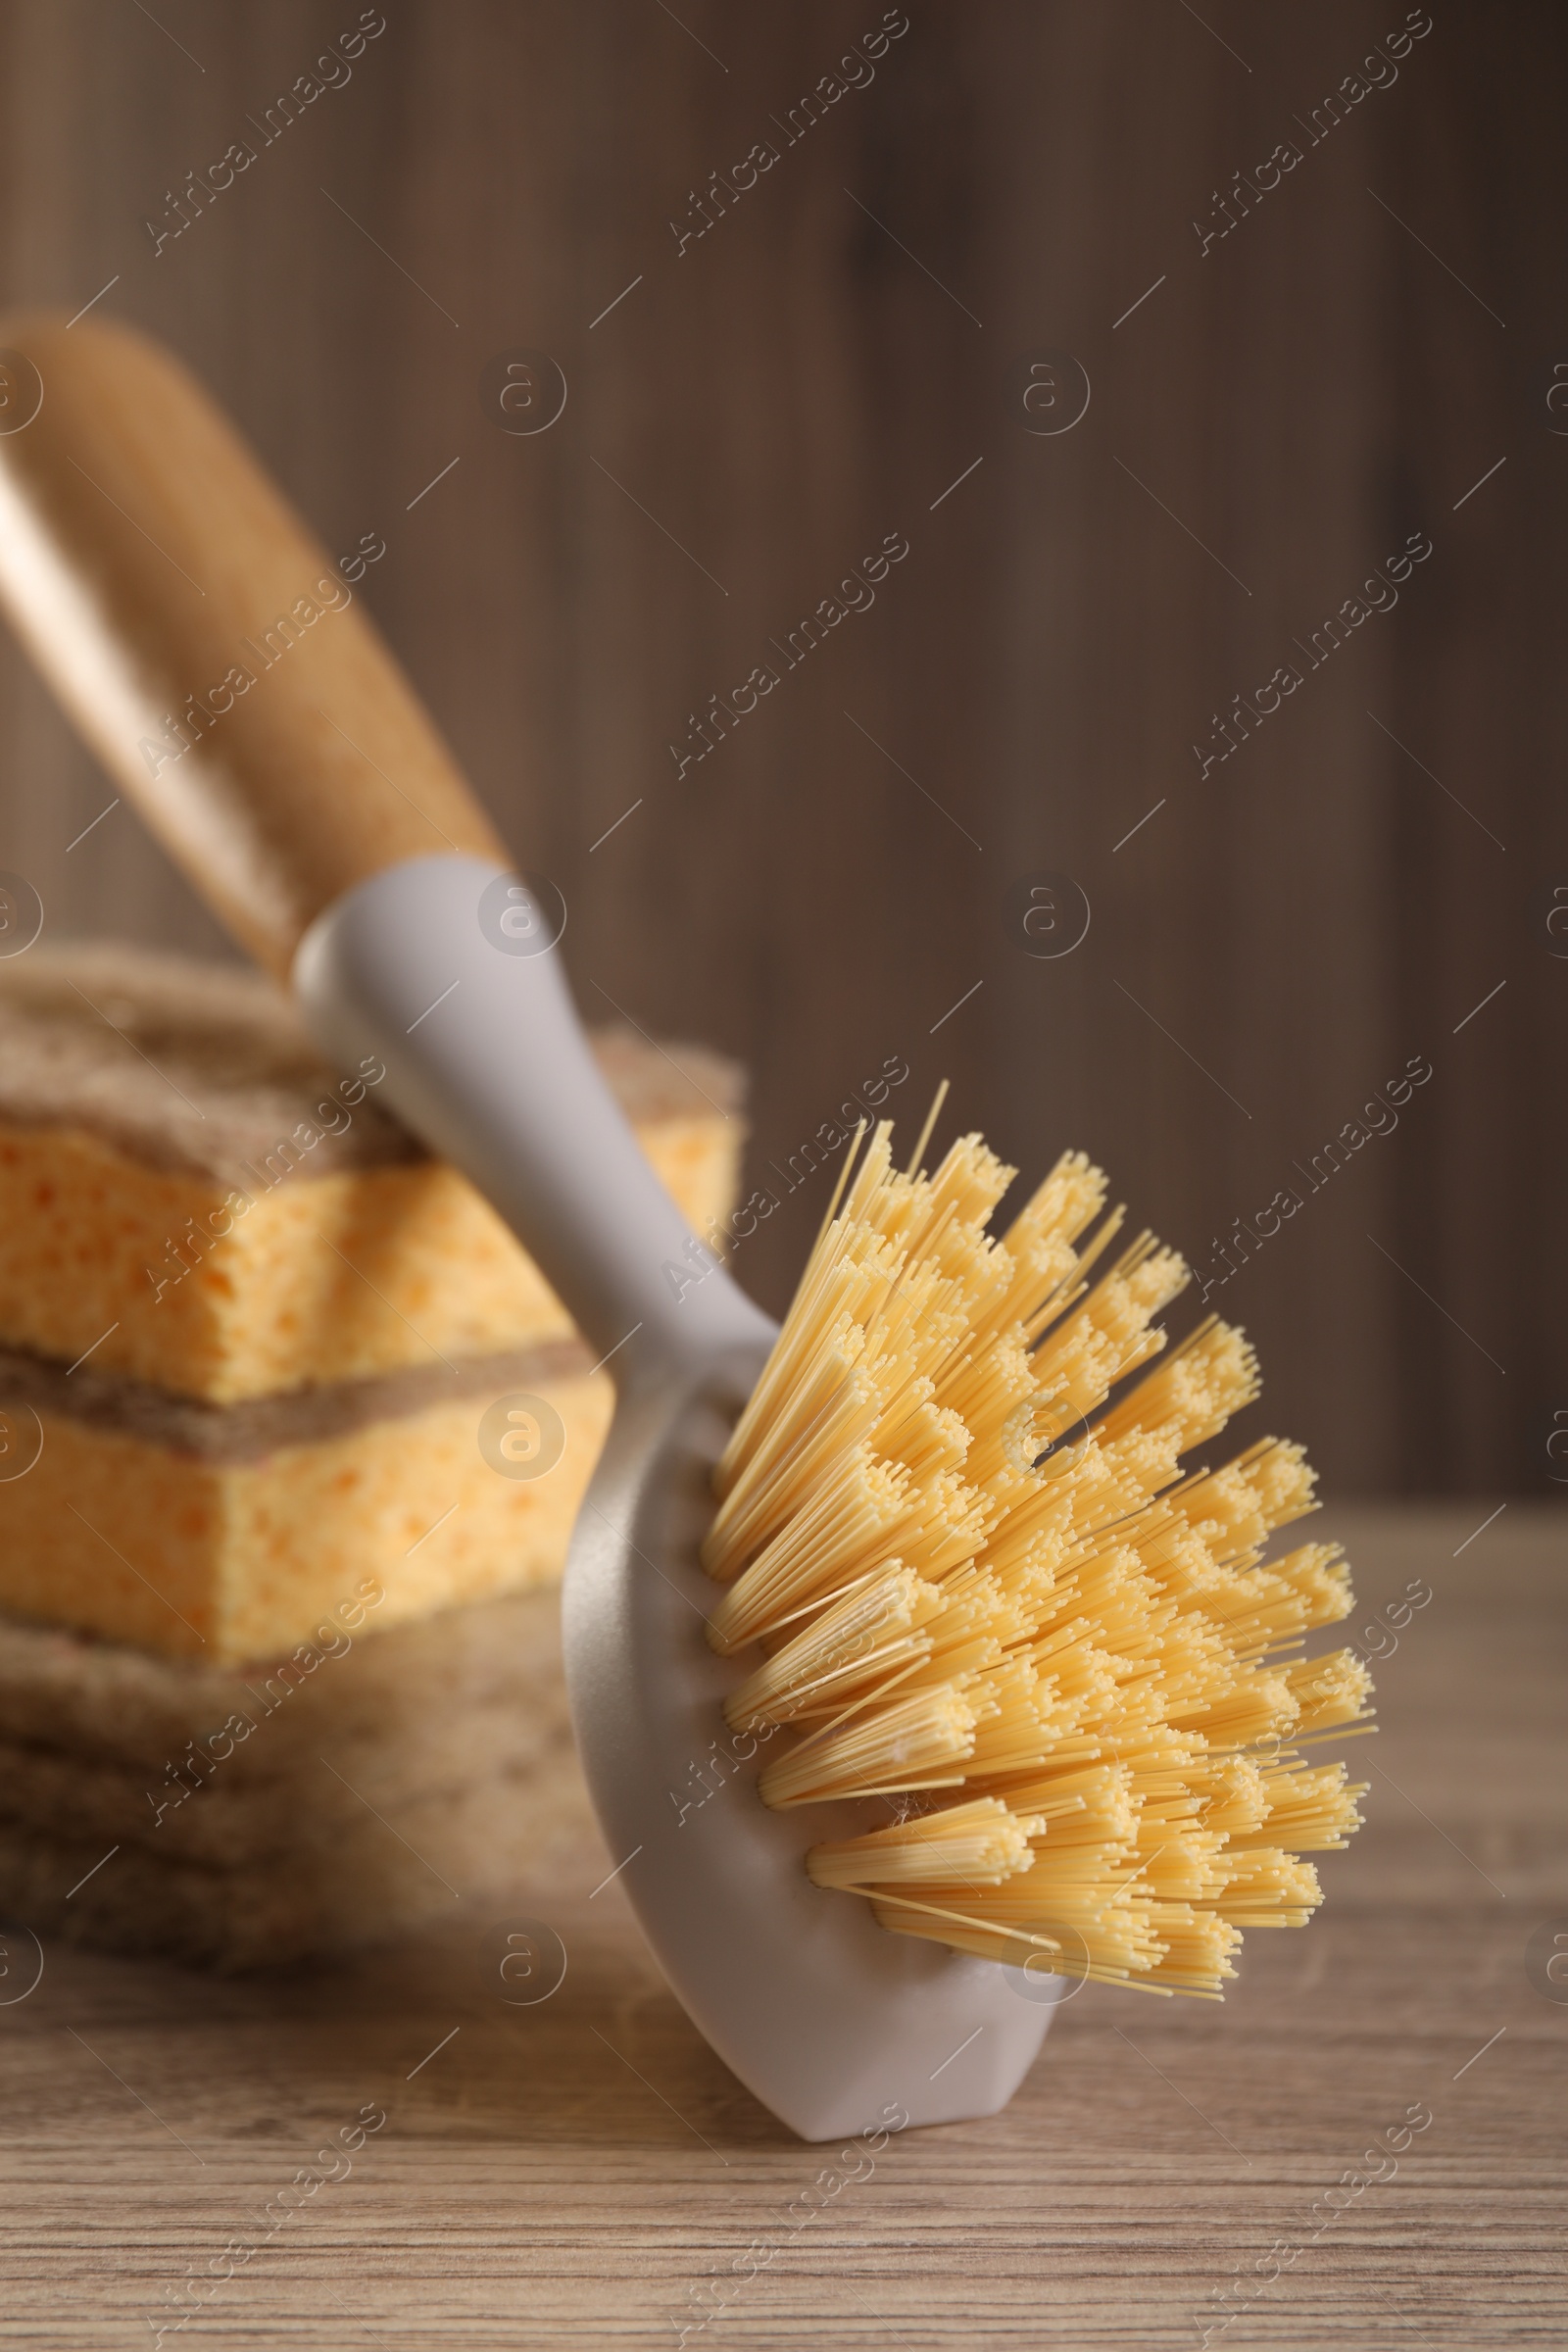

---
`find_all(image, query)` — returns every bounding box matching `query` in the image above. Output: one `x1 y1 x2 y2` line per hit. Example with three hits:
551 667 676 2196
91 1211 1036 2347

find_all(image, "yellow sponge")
0 1367 611 1663
0 947 740 1400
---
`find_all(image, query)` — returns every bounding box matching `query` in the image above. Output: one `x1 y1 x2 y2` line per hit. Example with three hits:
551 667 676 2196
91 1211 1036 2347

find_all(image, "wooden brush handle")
0 314 505 975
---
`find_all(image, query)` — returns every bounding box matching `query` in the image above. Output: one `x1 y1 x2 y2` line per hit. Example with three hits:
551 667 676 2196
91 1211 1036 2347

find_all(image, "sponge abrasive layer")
0 1583 592 1969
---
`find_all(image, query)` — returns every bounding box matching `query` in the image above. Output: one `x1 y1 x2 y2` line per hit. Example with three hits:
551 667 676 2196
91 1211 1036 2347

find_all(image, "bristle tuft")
706 1117 1372 1997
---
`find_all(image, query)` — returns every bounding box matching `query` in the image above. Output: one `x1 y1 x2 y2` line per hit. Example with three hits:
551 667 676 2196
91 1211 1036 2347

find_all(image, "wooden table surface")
2 1502 1563 2349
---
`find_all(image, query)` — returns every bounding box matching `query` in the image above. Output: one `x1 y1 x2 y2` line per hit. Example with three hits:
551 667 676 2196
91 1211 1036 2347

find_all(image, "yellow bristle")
1002 1150 1109 1260
981 1521 1065 1612
704 1347 878 1574
722 1564 943 1731
864 1909 1073 1971
757 1682 982 1809
706 1464 990 1654
1169 1661 1298 1749
807 1795 1042 1890
1001 1762 1137 1840
1098 1317 1261 1453
1250 1759 1367 1849
709 1113 1373 1998
1284 1648 1376 1734
928 1132 1018 1220
1205 1847 1324 1928
876 1391 972 1482
705 1454 907 1641
1268 1542 1354 1631
936 1335 1040 1471
883 1857 1171 1984
1162 1437 1320 1567
1144 1906 1244 1992
1185 1757 1271 1839
1022 1200 1130 1346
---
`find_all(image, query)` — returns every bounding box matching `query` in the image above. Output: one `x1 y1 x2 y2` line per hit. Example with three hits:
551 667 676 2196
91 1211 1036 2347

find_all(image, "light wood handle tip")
0 311 505 976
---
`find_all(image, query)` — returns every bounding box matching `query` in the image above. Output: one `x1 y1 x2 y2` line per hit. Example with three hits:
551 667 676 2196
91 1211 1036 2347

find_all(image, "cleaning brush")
0 312 1370 2140
703 1107 1371 2000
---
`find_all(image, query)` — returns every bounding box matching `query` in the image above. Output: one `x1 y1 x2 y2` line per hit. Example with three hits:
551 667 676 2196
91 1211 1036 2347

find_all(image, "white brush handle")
294 854 774 1379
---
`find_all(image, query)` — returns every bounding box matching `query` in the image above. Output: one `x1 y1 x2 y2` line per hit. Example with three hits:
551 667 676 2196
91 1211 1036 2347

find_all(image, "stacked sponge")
0 944 744 1961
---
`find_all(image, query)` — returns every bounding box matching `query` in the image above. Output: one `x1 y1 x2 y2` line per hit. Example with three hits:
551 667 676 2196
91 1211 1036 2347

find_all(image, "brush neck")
293 855 773 1381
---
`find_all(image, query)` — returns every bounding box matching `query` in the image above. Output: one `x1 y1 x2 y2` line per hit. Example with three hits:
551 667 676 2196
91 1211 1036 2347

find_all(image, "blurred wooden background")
0 1 1559 1496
